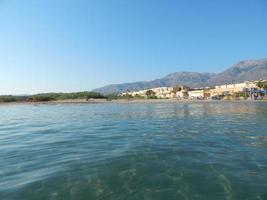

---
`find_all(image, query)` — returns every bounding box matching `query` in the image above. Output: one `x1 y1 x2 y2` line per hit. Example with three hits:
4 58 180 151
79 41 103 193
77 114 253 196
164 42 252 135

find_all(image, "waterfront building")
188 90 204 99
173 85 190 99
152 87 174 98
211 80 264 97
119 80 266 100
187 88 212 99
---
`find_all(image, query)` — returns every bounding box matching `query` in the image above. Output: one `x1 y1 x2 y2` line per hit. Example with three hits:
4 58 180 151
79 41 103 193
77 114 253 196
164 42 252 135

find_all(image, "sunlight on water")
0 102 267 200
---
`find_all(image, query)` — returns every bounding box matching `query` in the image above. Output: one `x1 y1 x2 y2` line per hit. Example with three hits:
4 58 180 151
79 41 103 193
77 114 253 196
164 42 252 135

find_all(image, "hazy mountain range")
93 58 267 94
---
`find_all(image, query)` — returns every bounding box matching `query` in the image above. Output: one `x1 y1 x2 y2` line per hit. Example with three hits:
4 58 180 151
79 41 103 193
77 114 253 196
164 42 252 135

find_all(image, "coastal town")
119 80 267 100
1 80 266 103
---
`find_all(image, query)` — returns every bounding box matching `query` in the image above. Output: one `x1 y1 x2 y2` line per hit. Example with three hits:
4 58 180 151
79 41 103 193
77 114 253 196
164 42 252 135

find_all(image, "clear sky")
0 0 267 94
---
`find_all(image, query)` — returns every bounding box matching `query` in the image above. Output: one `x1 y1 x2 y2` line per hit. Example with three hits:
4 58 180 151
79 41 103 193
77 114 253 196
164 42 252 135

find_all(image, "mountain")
206 58 267 85
93 58 267 94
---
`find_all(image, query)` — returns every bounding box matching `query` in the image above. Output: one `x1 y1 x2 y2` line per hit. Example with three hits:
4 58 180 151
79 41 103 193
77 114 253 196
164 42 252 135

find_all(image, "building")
119 80 266 100
173 85 191 99
119 85 190 99
211 80 263 97
151 87 174 98
188 90 204 99
187 88 211 99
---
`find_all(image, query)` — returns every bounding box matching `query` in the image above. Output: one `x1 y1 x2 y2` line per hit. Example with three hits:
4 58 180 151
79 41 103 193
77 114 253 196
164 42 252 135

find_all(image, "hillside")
93 58 267 94
206 58 267 85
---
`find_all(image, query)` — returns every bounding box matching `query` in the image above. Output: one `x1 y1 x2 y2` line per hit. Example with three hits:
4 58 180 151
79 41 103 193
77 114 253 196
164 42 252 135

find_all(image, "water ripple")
0 102 267 200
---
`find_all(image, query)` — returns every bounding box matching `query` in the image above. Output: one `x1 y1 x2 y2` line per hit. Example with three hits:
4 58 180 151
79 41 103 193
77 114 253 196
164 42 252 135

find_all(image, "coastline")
1 98 266 106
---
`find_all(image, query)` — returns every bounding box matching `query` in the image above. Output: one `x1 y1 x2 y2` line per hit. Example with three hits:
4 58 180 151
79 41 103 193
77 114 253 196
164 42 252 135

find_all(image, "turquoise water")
0 102 267 200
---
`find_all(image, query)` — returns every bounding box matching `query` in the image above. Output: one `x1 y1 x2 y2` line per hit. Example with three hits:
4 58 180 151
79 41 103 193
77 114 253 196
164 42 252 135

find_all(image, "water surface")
0 102 267 200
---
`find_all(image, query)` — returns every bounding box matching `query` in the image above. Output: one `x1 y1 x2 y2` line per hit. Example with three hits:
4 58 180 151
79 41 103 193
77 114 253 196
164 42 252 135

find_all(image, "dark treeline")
0 95 29 103
0 92 106 103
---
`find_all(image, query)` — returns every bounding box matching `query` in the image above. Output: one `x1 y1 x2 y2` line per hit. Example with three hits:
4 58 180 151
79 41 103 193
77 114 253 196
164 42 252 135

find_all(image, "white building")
119 80 266 100
212 80 262 96
188 90 205 99
119 87 175 98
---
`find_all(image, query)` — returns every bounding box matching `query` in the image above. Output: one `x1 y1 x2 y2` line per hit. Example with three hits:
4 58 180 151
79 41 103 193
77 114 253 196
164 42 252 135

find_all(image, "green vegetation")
0 95 28 103
257 81 267 90
0 92 106 103
219 91 250 100
146 90 157 99
106 93 146 101
133 94 146 99
28 92 106 102
117 94 134 100
256 81 267 96
233 91 249 99
105 94 120 101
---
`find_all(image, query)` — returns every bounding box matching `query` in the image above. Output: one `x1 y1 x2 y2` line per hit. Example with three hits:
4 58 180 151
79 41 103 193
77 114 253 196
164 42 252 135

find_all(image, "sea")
0 101 267 200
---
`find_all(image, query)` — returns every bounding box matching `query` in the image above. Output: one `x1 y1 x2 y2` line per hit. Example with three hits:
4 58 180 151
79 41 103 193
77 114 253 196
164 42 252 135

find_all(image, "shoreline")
0 98 267 106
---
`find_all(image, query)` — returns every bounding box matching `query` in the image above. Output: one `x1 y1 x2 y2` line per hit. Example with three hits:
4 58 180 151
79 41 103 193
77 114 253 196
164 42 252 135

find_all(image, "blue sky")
0 0 267 94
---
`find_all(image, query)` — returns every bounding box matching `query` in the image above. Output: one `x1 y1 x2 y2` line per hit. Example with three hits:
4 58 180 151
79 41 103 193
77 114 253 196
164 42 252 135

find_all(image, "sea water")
0 102 267 200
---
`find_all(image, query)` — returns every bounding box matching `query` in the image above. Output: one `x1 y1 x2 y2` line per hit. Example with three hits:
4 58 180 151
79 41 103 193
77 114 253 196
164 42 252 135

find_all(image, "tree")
257 81 267 89
257 81 267 96
146 90 157 99
234 92 249 99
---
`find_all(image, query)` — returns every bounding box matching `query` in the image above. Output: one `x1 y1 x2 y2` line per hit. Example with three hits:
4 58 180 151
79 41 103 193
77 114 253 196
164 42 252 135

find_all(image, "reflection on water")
0 101 267 200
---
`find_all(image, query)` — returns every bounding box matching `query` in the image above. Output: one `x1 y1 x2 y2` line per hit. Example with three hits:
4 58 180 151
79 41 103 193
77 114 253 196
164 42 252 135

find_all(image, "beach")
1 98 267 106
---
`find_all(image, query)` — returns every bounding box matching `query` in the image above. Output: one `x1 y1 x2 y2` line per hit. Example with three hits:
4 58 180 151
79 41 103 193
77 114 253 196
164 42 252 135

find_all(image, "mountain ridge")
93 58 267 94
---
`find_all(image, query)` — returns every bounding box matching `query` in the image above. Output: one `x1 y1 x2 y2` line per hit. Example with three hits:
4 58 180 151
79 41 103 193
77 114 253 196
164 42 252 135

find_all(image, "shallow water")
0 101 267 200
